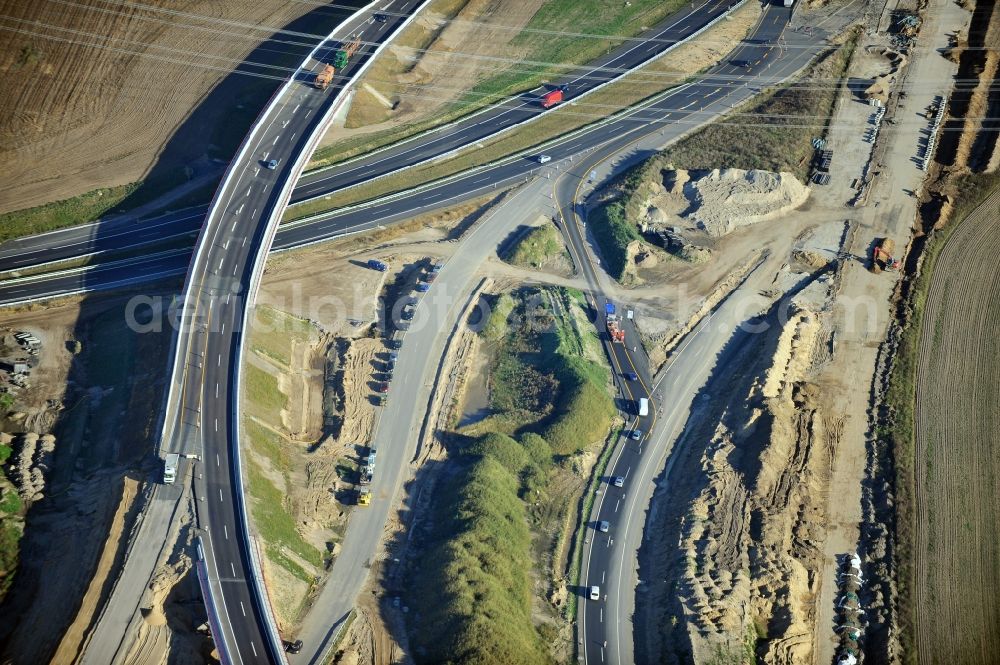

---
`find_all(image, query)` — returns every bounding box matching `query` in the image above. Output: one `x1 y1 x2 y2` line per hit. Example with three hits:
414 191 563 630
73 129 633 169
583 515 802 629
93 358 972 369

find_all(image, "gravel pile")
683 168 809 236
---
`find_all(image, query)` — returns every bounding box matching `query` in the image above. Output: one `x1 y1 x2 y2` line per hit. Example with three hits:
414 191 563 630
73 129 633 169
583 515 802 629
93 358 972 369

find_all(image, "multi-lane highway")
162 3 421 663
2 0 750 280
289 0 745 202
544 8 803 664
0 3 817 307
2 3 815 661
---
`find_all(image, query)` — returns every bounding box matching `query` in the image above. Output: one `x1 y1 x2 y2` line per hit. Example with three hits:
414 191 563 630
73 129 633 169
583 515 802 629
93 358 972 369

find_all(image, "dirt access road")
807 0 970 658
913 188 1000 665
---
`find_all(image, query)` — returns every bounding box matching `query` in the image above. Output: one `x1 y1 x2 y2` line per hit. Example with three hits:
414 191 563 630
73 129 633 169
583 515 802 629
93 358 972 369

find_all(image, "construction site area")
0 0 996 662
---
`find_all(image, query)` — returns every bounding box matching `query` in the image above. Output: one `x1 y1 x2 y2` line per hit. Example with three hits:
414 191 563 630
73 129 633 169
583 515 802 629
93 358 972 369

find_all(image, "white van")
638 397 649 417
589 585 600 601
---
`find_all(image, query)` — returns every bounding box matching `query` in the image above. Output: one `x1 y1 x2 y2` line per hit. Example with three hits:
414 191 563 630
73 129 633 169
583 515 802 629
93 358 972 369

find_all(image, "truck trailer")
314 64 335 90
163 453 179 484
605 302 625 343
541 88 564 108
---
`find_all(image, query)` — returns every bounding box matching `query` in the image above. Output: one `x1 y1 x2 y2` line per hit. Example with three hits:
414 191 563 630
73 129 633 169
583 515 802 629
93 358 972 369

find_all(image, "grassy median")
406 287 615 661
309 0 692 169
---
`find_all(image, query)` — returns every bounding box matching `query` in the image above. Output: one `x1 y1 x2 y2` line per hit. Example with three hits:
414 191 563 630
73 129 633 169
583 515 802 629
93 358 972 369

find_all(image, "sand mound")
683 169 809 237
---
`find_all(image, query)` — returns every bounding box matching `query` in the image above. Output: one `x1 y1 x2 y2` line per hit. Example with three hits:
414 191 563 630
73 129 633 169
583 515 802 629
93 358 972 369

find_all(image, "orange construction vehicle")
607 319 625 343
871 237 900 273
314 64 335 90
314 37 361 91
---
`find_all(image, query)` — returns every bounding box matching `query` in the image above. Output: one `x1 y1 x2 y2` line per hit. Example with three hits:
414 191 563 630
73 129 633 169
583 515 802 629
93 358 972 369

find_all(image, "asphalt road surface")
0 3 820 308
163 4 419 663
289 0 744 203
552 122 659 665
544 7 802 664
289 178 559 663
1 0 746 277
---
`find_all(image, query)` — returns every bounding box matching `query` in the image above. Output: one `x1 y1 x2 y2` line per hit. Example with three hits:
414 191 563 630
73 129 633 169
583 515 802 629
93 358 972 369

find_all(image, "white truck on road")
163 453 179 484
637 397 649 417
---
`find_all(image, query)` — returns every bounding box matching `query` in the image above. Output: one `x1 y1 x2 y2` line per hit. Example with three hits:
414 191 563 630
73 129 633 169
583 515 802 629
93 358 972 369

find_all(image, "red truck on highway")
541 88 564 108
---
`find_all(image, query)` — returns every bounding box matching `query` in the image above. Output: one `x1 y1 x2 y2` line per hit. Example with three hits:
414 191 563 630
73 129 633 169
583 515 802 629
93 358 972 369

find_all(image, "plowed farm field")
0 0 326 213
913 188 1000 664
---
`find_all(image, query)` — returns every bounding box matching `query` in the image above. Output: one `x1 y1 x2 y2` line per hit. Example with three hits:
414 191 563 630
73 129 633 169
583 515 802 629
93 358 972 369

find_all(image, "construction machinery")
871 237 900 273
314 64 335 90
359 465 374 486
333 37 361 70
605 302 625 343
357 488 372 506
314 37 361 90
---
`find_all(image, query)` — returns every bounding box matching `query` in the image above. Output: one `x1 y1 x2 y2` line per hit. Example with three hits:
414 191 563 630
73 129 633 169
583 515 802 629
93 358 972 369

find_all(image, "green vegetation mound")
589 203 640 282
544 357 617 456
479 288 615 454
410 437 552 665
503 224 564 269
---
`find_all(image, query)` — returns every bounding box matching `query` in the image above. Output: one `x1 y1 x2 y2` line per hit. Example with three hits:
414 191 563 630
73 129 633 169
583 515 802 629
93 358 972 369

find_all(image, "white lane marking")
219 489 224 502
600 607 604 623
217 257 224 270
217 454 221 466
246 186 252 197
293 104 300 113
252 208 257 217
272 135 279 145
615 499 621 512
231 221 237 232
290 132 296 140
624 466 631 479
217 354 222 367
221 322 226 334
240 601 247 617
251 642 258 657
214 418 218 432
236 204 244 215
225 294 231 304
602 570 606 583
242 237 247 247
223 240 229 250
254 168 260 176
231 562 236 577
232 263 238 275
224 525 229 540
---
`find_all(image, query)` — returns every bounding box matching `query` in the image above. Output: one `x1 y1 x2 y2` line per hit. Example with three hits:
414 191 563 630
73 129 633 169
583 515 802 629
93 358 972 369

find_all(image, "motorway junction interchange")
0 0 997 664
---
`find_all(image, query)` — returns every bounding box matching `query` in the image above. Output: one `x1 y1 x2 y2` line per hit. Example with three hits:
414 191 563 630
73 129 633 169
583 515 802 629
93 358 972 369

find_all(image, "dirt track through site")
913 188 1000 664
